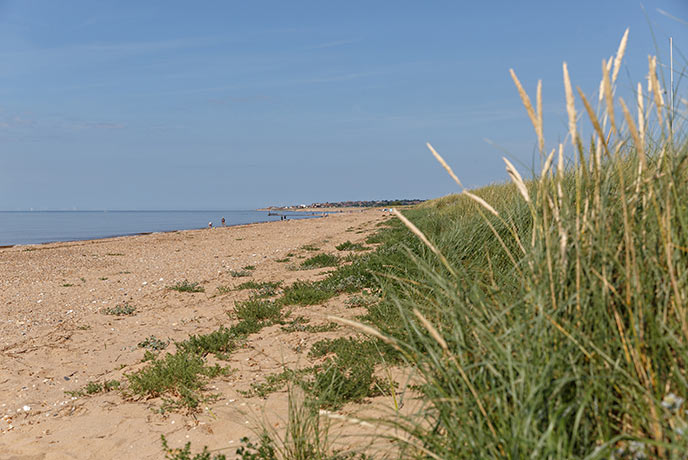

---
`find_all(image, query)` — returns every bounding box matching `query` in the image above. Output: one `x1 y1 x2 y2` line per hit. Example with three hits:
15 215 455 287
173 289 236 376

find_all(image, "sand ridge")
0 209 393 460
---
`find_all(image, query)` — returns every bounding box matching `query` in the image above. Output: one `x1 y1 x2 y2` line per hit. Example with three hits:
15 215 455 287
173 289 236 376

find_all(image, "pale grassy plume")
612 28 629 84
541 148 555 177
426 142 463 189
327 316 399 348
597 57 613 106
391 208 456 276
509 68 544 151
595 58 613 167
602 58 616 134
619 97 644 172
555 146 568 270
536 80 544 152
413 309 448 352
462 191 499 217
503 157 530 203
563 62 578 148
637 82 645 157
577 87 609 157
557 143 565 220
649 56 664 125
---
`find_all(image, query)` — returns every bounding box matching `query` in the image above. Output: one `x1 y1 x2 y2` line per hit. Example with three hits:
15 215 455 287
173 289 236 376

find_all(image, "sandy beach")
0 209 391 459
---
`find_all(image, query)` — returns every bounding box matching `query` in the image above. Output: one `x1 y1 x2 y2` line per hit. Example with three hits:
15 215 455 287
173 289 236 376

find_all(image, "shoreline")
0 211 322 249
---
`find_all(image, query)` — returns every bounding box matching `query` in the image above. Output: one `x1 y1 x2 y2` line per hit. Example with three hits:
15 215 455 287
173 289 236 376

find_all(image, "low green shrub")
299 253 339 269
168 280 205 293
102 303 136 316
335 241 366 251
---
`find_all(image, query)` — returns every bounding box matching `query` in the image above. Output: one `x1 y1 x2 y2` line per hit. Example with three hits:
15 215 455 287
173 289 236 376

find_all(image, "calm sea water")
0 210 318 246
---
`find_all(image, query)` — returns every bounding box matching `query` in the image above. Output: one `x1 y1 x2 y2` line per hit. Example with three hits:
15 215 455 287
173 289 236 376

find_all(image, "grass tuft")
168 280 205 293
102 302 136 316
175 326 235 358
281 280 336 306
138 335 169 351
66 380 120 397
300 244 320 251
126 352 228 410
299 253 339 269
335 241 366 251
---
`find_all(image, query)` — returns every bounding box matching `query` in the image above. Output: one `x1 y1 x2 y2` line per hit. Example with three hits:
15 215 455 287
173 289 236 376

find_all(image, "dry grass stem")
503 157 530 203
597 57 613 106
327 316 399 348
602 59 616 133
426 142 463 189
413 309 449 352
462 191 499 217
542 148 555 177
637 82 645 157
649 56 664 124
577 87 609 157
536 79 544 152
619 98 644 170
392 208 456 276
563 62 578 147
612 28 629 84
509 69 540 144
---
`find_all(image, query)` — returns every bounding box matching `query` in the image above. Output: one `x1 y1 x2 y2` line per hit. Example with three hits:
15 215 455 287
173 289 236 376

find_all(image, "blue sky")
0 1 686 210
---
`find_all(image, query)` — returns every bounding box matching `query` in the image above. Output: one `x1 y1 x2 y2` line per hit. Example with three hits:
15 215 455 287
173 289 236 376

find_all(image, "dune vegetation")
166 30 688 459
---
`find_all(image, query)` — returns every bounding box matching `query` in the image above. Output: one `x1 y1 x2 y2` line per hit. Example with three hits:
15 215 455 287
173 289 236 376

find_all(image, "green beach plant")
138 335 169 351
327 30 688 458
66 380 120 397
299 253 339 270
335 241 365 251
169 280 205 293
102 302 136 316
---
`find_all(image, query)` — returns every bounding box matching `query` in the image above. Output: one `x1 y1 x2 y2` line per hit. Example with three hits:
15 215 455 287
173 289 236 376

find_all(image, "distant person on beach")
208 221 212 228
221 217 226 227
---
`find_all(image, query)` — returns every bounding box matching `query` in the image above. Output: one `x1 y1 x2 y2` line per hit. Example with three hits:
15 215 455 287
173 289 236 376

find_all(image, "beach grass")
102 302 136 316
168 280 205 293
297 30 688 459
335 241 366 251
147 29 688 459
300 244 320 251
66 380 120 397
221 29 688 458
299 253 339 269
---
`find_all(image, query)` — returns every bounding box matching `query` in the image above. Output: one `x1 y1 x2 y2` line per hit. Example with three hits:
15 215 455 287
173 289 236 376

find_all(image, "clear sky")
0 1 686 210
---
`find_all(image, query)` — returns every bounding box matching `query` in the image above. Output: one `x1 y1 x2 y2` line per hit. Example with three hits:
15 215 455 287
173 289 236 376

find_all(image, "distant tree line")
309 199 425 208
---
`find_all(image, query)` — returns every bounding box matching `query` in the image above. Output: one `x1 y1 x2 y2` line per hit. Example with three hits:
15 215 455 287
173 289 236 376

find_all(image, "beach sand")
0 209 395 459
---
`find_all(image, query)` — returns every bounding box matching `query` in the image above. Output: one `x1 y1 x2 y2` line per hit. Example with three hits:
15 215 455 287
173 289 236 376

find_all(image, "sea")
0 210 320 247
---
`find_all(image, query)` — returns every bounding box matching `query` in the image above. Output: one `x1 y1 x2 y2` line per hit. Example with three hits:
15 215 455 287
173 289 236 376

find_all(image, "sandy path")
0 210 392 460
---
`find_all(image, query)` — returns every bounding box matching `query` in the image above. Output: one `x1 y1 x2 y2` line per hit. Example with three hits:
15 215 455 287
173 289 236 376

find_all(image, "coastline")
0 208 389 459
0 210 319 250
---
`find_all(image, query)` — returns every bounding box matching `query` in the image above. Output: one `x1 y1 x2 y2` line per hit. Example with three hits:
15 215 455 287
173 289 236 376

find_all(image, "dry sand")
0 209 400 460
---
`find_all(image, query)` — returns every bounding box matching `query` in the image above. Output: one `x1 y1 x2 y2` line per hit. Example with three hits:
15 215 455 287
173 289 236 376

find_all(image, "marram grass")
373 29 688 459
160 30 688 459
